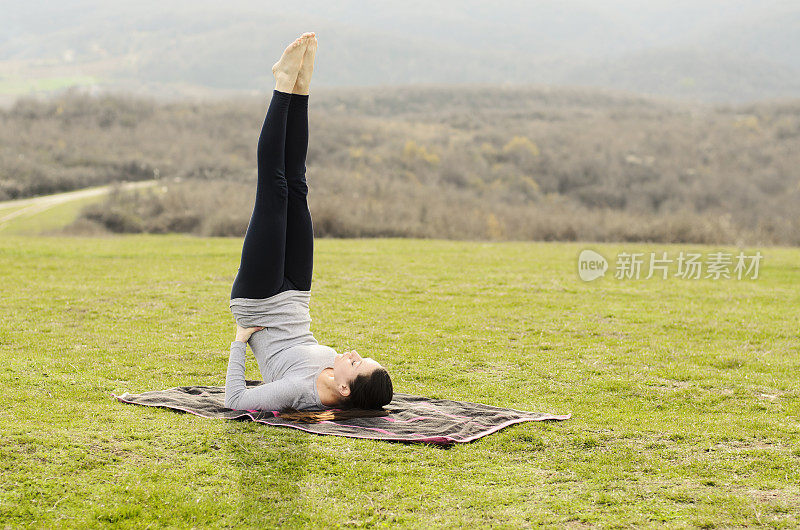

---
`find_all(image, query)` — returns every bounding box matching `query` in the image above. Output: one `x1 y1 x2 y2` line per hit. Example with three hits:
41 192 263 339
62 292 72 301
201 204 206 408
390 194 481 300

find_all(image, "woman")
225 33 393 415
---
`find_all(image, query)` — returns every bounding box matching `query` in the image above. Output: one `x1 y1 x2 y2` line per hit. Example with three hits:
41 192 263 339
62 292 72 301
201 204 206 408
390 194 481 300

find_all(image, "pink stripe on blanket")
380 416 431 423
319 420 393 435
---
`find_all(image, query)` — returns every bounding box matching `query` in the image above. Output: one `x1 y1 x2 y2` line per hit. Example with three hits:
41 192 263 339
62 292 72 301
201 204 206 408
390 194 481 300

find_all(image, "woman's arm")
224 328 300 411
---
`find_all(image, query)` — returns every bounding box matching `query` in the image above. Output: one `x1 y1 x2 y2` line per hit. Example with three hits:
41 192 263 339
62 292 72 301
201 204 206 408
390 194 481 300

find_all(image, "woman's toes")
273 36 308 83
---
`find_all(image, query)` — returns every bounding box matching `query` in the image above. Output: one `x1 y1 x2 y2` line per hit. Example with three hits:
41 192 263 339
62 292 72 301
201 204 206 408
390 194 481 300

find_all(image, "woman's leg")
230 90 293 299
283 93 314 291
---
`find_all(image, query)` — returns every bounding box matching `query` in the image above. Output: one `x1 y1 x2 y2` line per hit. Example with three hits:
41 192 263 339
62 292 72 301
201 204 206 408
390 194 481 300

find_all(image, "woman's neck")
316 367 341 407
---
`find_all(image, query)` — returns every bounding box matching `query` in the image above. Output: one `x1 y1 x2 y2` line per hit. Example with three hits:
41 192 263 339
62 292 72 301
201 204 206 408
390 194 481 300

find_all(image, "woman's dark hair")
278 367 394 424
344 367 393 410
278 408 389 423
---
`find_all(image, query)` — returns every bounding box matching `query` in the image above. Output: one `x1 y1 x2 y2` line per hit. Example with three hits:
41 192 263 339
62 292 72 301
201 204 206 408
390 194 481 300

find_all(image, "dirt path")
0 180 159 227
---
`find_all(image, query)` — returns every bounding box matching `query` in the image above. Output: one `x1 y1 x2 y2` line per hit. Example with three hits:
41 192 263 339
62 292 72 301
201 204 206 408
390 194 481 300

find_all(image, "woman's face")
333 349 382 389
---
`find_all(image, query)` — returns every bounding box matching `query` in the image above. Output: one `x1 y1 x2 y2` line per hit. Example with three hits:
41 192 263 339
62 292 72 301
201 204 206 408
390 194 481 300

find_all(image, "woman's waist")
230 289 311 310
231 297 312 325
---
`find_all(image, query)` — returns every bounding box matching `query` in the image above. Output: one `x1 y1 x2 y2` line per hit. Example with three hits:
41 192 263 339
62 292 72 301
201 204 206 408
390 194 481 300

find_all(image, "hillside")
2 85 798 244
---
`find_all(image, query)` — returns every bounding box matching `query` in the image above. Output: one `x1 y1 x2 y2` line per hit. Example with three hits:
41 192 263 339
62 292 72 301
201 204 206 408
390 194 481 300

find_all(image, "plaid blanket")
112 380 570 446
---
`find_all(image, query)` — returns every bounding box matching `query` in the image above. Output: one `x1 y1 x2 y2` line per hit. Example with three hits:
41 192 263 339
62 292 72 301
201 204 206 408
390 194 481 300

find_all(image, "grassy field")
0 195 105 236
1 234 798 528
0 75 100 96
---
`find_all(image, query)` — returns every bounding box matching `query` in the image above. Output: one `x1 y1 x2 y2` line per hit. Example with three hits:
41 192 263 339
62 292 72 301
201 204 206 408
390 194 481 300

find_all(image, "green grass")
0 204 28 215
1 235 798 528
0 75 101 96
0 195 103 236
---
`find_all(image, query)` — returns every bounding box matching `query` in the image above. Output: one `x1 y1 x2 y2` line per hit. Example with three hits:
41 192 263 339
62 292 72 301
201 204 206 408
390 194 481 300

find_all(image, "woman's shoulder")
277 372 326 410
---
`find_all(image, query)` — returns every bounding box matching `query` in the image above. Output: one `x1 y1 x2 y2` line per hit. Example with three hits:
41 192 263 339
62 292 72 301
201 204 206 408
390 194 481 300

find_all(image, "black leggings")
230 90 313 300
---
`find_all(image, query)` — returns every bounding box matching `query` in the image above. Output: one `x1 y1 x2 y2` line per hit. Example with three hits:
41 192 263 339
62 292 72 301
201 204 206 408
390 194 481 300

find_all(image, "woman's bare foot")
272 33 312 93
292 34 317 95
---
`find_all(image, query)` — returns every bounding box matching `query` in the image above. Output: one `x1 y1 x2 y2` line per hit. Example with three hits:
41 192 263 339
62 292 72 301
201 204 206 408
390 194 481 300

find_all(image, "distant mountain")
561 48 800 103
1 0 798 104
683 3 800 71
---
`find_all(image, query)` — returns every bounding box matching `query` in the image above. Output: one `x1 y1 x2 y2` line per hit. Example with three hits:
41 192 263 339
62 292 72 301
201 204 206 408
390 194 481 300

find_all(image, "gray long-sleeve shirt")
225 290 337 411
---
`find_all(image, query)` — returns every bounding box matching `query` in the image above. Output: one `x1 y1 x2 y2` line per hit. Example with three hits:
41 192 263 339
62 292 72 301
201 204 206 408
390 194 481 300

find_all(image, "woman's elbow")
224 391 238 410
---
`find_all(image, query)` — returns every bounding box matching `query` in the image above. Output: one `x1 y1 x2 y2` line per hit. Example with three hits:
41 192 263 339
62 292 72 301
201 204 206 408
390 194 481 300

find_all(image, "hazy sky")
2 0 798 103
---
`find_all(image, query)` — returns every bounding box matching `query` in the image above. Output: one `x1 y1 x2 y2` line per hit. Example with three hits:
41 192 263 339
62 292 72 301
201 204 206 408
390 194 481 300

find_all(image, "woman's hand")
235 325 264 343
